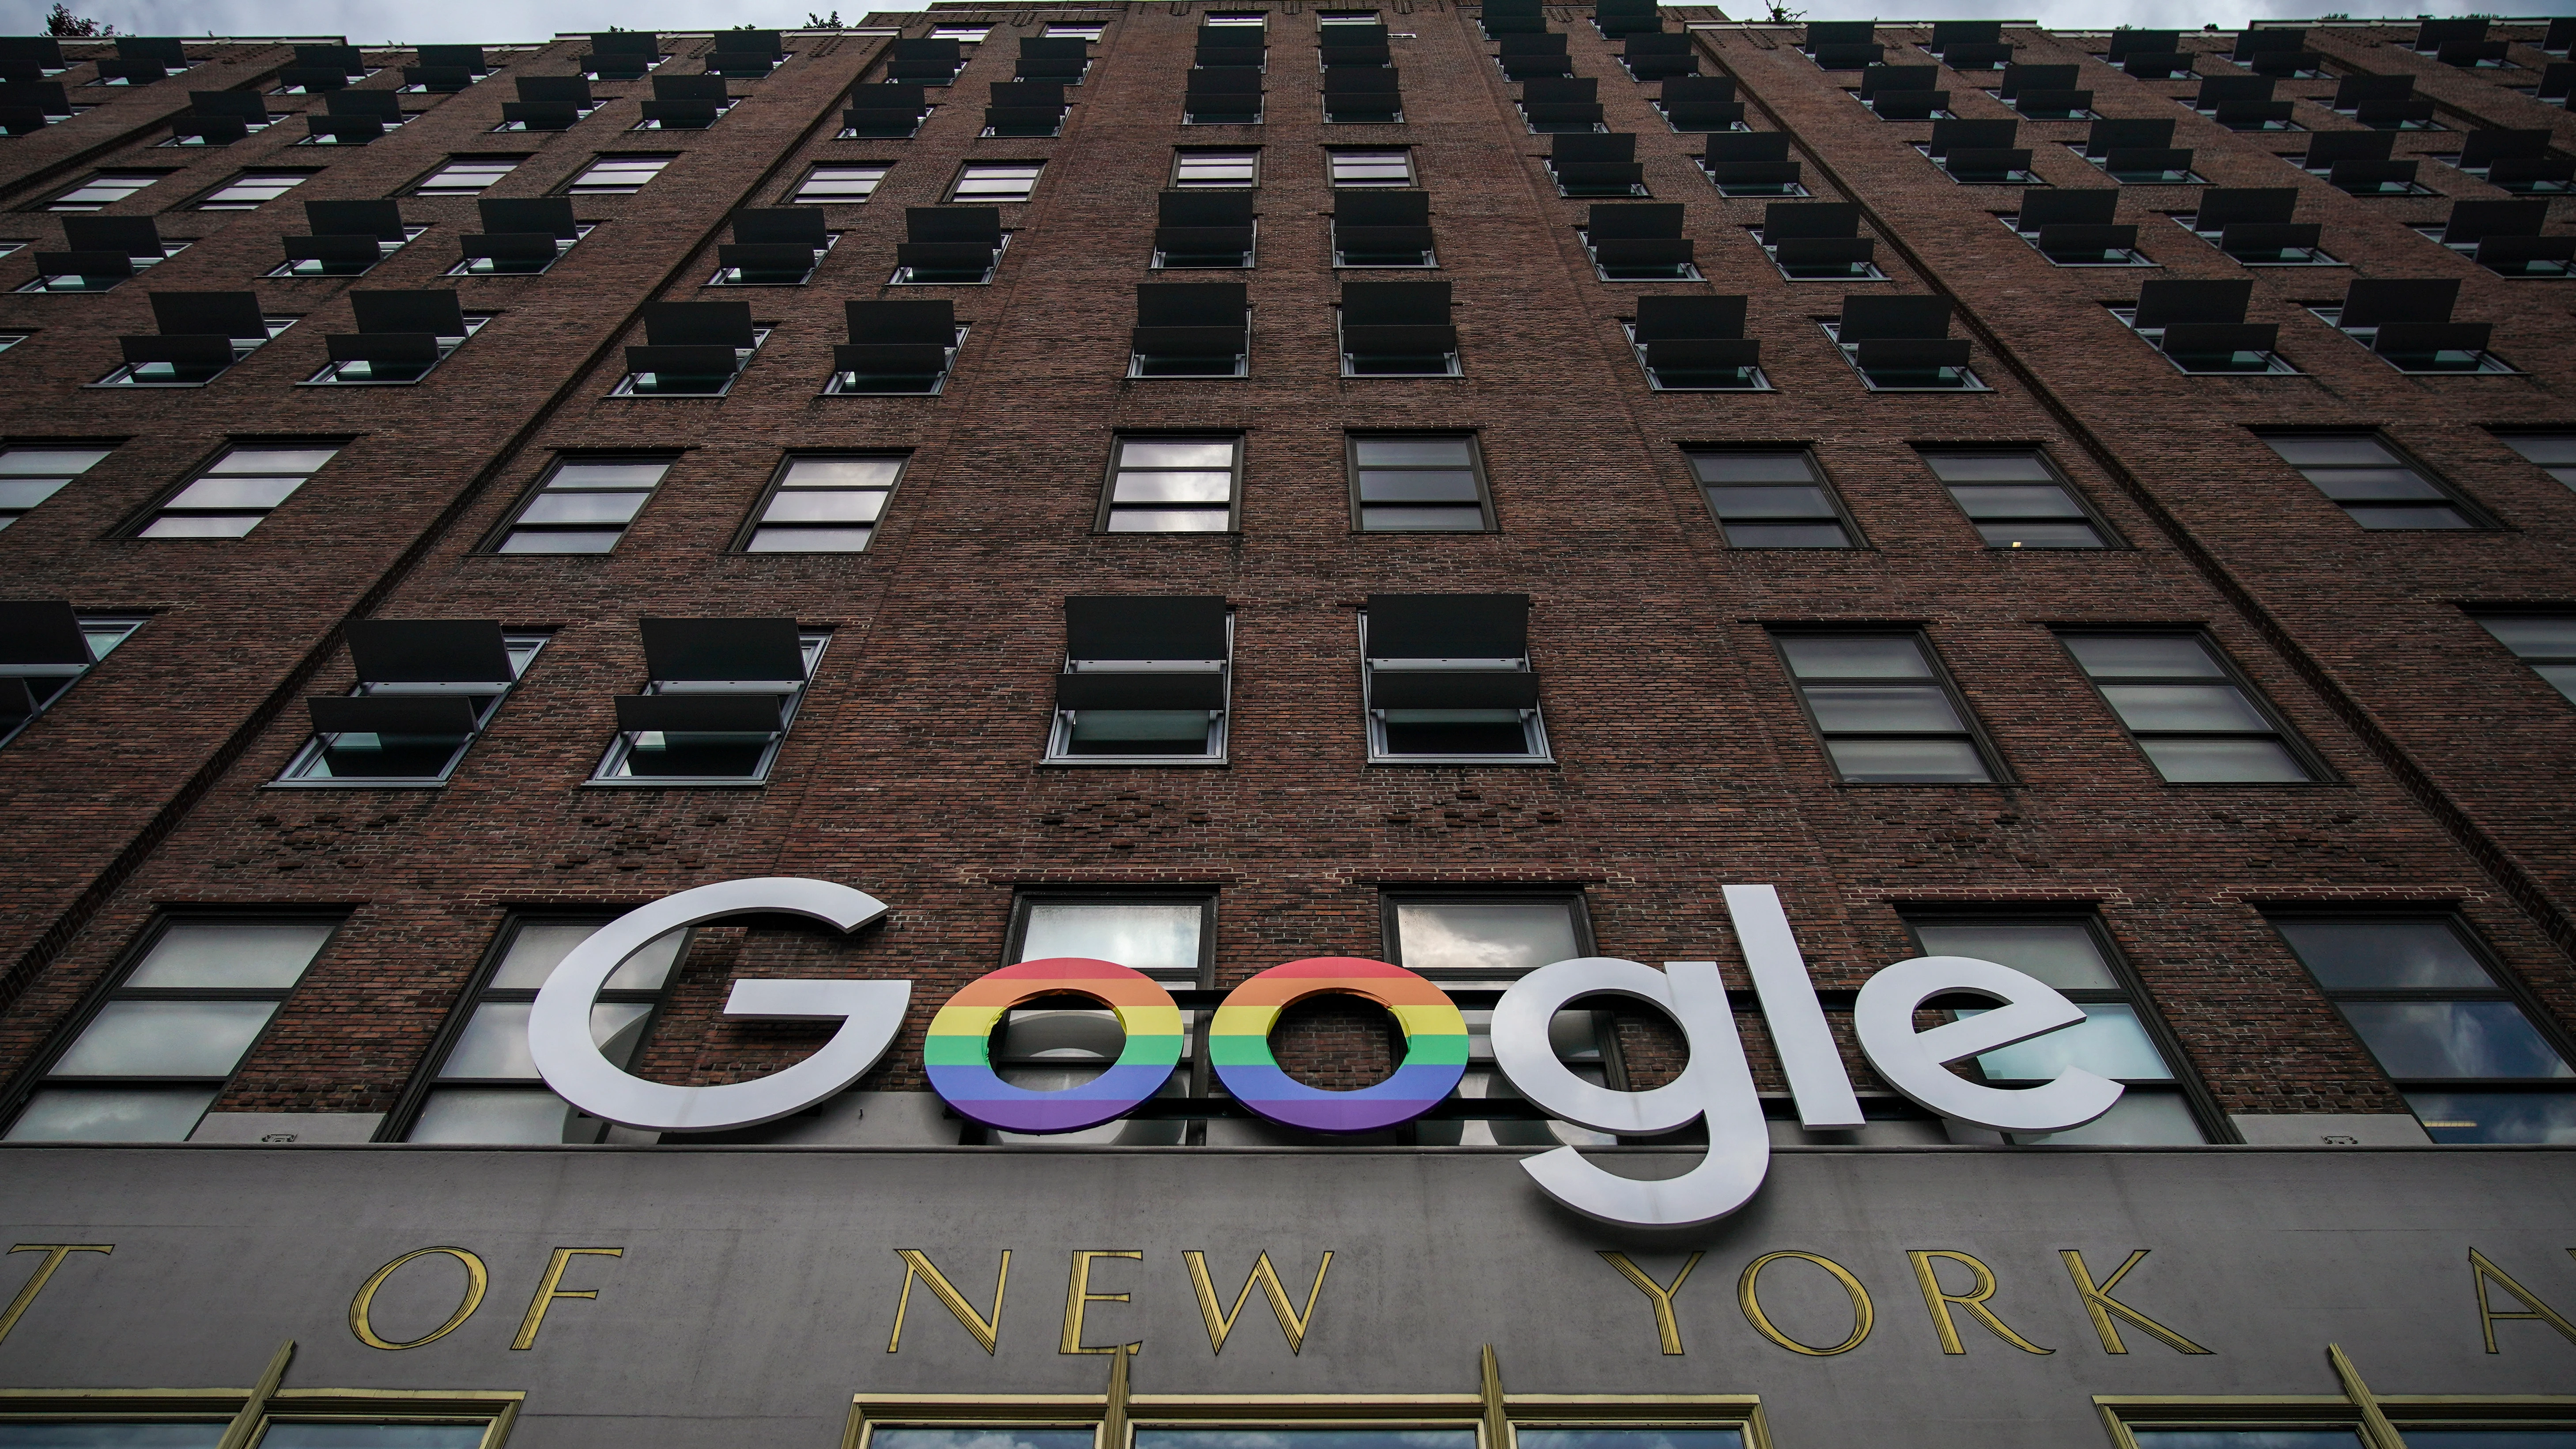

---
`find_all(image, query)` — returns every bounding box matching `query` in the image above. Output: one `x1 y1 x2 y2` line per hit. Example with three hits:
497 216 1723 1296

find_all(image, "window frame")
1686 445 1863 548
1005 888 1220 989
2492 430 2576 491
609 327 771 397
378 912 691 1143
0 912 343 1143
2266 909 2576 1143
1327 146 1417 187
791 162 891 205
948 160 1046 204
2254 430 2499 531
0 1387 526 1449
589 630 828 787
2097 1397 2576 1449
2309 303 2516 376
302 313 494 386
192 168 320 211
843 1392 1772 1449
43 170 174 211
2055 628 2332 785
410 155 527 197
488 452 679 555
2106 303 2300 376
1044 611 1233 766
1098 433 1244 535
1379 888 1599 984
1821 320 1990 391
91 316 298 390
1357 604 1552 766
128 440 343 538
1899 909 2231 1143
1172 147 1262 188
1345 430 1496 533
560 153 679 196
735 450 908 553
1917 446 2122 549
1768 625 2010 785
272 631 550 788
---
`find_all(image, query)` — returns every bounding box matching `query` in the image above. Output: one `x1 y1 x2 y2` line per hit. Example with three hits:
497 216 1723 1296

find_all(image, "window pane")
260 1426 490 1449
2134 1434 2364 1449
1520 1433 1744 1449
518 493 646 525
782 457 903 487
1119 439 1235 468
1726 522 1851 547
1967 1003 2175 1081
1692 452 1814 483
2100 684 2273 732
2010 1089 2206 1144
2135 736 2310 783
2402 1090 2576 1145
1357 470 1479 502
870 1432 1096 1449
1140 1431 1477 1449
2498 434 2576 466
1363 506 1484 531
52 1000 279 1076
1777 635 1931 679
498 529 620 554
0 1426 227 1449
1823 736 1992 782
1912 923 2118 989
1106 510 1230 533
2274 919 2496 990
165 476 305 510
408 1087 604 1144
2307 467 2445 502
2263 435 2399 466
1803 684 1965 732
1020 899 1203 977
1923 453 2055 481
1947 484 2086 518
1707 485 1833 518
1974 521 2104 547
2532 664 2576 704
3 1087 218 1142
2342 1000 2573 1079
128 921 333 988
0 448 113 475
140 516 263 539
762 490 886 523
208 448 338 475
1395 901 1579 977
2063 634 2224 678
1353 438 1473 467
2479 617 2576 657
440 1001 653 1079
1114 472 1234 504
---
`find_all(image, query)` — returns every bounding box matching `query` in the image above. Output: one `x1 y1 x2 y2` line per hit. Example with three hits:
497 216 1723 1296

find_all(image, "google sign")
527 878 2123 1229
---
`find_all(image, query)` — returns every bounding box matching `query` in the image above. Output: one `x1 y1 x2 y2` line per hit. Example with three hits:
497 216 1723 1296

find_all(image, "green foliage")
45 3 115 36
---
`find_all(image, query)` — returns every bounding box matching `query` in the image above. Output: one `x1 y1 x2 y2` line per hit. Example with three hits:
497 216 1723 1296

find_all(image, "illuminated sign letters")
527 877 2117 1226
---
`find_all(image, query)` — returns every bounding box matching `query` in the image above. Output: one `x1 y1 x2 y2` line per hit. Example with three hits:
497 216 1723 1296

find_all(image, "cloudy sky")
0 0 2508 46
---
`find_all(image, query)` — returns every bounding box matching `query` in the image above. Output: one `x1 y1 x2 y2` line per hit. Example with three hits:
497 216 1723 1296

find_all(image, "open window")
297 88 408 145
2109 279 2293 375
893 206 1004 283
2421 200 2572 278
1826 295 1984 390
1754 201 1881 280
2192 75 2297 132
1628 294 1764 390
1657 75 1744 132
1339 281 1458 376
1155 191 1255 268
100 291 291 387
1496 32 1571 82
2232 26 2323 76
2073 117 2200 184
279 621 542 784
1522 76 1604 133
2311 279 2511 375
842 84 927 137
614 301 763 395
1016 34 1090 84
499 74 596 130
274 200 422 278
1549 132 1647 197
596 617 823 784
1582 202 1697 280
2332 72 2440 130
1623 30 1698 81
164 89 274 145
713 207 832 285
308 289 487 384
1361 593 1547 762
1483 0 1550 37
1919 117 2034 184
2446 128 2572 195
1858 64 1949 120
2177 186 2338 265
404 42 492 91
1701 132 1806 196
1047 596 1230 763
886 37 965 85
1994 62 2094 121
579 30 665 80
0 600 140 747
23 215 188 293
984 79 1066 136
2300 131 2428 196
1324 63 1403 123
1129 283 1248 378
1185 58 1262 125
831 299 962 395
635 73 736 130
2003 188 2144 265
1332 189 1432 266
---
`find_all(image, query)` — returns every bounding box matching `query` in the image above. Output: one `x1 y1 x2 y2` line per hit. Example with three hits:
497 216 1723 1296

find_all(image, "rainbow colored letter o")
1208 957 1469 1133
924 957 1185 1134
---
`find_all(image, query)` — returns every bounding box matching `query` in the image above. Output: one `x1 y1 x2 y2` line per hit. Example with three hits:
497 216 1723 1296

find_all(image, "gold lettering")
511 1247 623 1351
348 1247 489 1351
1061 1250 1144 1356
2470 1247 2576 1353
1598 1251 1703 1356
2059 1249 2211 1355
1182 1249 1333 1355
1 1244 111 1347
1906 1250 2051 1355
1737 1251 1873 1356
888 1249 1010 1355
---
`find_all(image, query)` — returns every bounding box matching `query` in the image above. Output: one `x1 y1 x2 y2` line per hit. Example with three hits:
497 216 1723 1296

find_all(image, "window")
1752 201 1883 280
1047 596 1231 763
0 444 113 528
742 453 903 552
277 622 544 785
831 300 964 395
398 916 686 1143
1628 297 1766 390
1386 891 1614 1147
1102 436 1239 532
1331 189 1432 266
1703 134 1808 196
307 296 489 385
2497 433 2576 490
0 601 140 747
612 302 766 396
2060 632 2319 783
1156 191 1255 268
2108 298 2295 376
449 203 589 277
494 455 673 554
2472 615 2576 705
1348 434 1491 532
1688 448 1857 547
97 293 295 389
1825 300 1986 391
2003 192 2147 266
1920 450 2111 548
196 170 314 210
929 24 992 41
713 215 837 286
1907 916 2212 1143
1129 283 1248 377
1174 148 1259 186
595 619 824 783
48 172 169 210
792 162 888 204
951 161 1043 203
1043 24 1106 40
2257 433 2487 530
413 157 521 196
138 444 340 539
893 208 1005 283
846 1399 1761 1449
1582 203 1699 280
2102 1401 2576 1449
2271 915 2576 1143
992 891 1208 1144
3 917 336 1142
1339 281 1458 376
1329 147 1414 186
2310 281 2511 375
21 218 188 292
1772 631 1998 783
1361 593 1548 762
565 155 675 195
0 1393 521 1447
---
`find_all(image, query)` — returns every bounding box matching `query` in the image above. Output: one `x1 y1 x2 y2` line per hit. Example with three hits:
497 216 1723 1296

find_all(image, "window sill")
1369 754 1556 767
264 777 451 789
1040 755 1231 767
582 777 774 788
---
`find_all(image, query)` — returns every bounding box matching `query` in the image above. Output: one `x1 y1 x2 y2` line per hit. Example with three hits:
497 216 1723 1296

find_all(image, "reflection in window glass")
497 457 672 554
1920 451 2106 548
2131 1432 2367 1449
2259 434 2474 530
1689 449 1852 547
748 455 902 552
141 446 341 540
871 1431 1096 1449
1776 633 1993 783
2061 633 2313 784
0 1425 229 1449
567 155 674 194
1351 435 1487 532
2476 616 2576 706
1107 437 1238 532
259 1426 490 1449
1520 1434 1743 1449
1138 1432 1478 1449
0 447 113 529
953 162 1044 202
1020 898 1204 979
1394 900 1580 978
